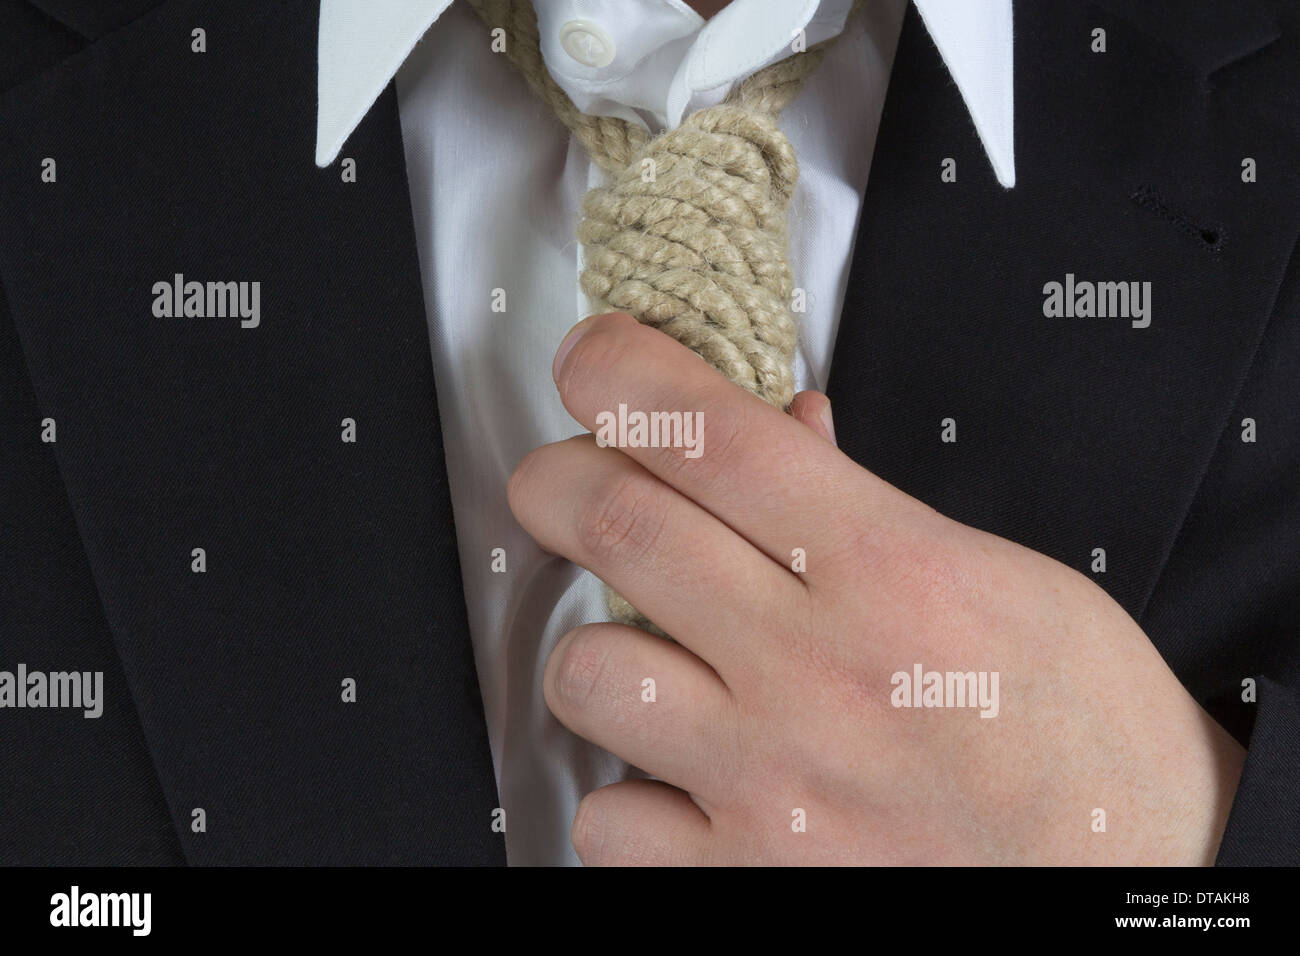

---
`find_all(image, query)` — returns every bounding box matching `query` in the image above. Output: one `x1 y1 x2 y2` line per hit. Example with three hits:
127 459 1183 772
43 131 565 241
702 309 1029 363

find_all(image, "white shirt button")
559 20 616 68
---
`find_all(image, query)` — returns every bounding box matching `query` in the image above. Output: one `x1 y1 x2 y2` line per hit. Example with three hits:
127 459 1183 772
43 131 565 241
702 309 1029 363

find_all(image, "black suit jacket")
1 0 1296 866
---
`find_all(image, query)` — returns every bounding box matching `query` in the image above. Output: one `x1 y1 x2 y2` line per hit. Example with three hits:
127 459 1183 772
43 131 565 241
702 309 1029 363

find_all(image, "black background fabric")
0 0 503 865
0 0 1297 866
0 0 184 866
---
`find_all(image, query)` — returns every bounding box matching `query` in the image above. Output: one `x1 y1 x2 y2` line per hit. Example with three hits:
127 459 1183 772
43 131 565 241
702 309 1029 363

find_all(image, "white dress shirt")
316 0 1014 865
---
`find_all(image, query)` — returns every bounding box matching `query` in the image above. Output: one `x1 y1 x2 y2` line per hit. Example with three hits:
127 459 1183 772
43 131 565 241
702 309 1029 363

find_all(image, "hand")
507 312 1247 865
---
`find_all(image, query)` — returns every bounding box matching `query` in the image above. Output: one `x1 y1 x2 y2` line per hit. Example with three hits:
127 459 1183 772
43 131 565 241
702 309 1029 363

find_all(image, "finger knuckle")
550 626 613 712
576 470 667 566
658 393 747 487
875 524 973 618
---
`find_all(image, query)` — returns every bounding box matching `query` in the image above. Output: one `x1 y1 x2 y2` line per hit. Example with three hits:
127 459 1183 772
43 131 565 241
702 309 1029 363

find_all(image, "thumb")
788 390 837 447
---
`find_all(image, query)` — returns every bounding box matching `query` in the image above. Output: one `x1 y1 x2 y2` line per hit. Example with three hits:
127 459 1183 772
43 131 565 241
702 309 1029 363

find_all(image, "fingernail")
553 315 598 382
819 400 837 446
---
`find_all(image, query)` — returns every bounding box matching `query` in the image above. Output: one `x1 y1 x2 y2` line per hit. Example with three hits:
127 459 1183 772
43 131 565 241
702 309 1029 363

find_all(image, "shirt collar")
534 0 858 133
316 0 1015 188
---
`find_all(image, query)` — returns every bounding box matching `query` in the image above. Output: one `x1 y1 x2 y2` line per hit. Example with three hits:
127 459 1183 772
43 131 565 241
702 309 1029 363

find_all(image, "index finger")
551 313 919 573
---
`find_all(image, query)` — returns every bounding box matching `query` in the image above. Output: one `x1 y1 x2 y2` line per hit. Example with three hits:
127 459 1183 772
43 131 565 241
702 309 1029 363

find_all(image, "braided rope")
466 0 849 631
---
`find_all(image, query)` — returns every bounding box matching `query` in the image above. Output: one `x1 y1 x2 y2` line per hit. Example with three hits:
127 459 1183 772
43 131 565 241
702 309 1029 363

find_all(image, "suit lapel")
24 0 167 39
829 0 1300 622
0 0 503 863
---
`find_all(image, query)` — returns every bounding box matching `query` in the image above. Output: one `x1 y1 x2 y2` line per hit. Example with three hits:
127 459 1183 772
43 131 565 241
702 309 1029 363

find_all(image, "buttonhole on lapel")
1130 186 1225 253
